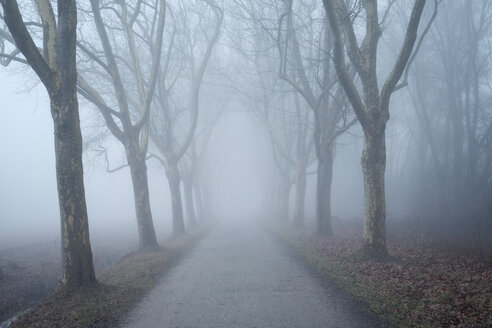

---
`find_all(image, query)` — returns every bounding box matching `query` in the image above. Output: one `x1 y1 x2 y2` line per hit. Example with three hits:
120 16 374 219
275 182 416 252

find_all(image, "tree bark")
361 128 387 257
125 140 158 249
166 162 186 235
293 159 307 228
56 0 97 291
193 179 205 222
52 91 97 291
277 182 291 223
316 145 334 236
183 177 197 226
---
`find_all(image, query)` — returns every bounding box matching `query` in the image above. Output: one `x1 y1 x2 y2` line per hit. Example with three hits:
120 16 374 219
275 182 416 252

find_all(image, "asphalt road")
119 221 379 328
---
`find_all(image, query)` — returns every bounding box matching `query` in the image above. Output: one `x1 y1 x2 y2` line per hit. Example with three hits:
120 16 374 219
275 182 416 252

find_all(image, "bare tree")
150 0 223 235
76 0 166 249
323 0 430 257
0 0 96 290
402 0 492 248
275 0 356 234
180 106 225 224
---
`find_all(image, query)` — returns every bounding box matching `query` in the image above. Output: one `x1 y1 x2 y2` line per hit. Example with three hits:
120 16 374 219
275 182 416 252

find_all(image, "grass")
8 227 210 328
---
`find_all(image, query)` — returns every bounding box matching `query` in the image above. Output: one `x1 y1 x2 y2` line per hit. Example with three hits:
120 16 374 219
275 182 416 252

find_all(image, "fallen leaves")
278 220 492 328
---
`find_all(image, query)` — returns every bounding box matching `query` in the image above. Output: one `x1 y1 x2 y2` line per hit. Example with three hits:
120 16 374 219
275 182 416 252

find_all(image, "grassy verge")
8 227 210 328
268 223 492 328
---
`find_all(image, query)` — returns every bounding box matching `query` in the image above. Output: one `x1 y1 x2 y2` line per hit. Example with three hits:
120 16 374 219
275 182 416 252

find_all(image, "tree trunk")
52 94 97 291
277 182 290 222
126 142 158 249
55 0 96 291
361 129 387 258
166 162 186 235
183 177 197 226
193 179 205 222
293 159 307 228
316 145 334 236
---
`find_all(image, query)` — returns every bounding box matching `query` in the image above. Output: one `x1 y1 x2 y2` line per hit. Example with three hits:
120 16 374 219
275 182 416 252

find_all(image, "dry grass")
7 227 209 328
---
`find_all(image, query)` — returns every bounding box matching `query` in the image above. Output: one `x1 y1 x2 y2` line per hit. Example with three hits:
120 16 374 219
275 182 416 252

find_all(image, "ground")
1 219 490 328
0 236 135 324
1 228 207 328
272 218 492 328
120 220 378 328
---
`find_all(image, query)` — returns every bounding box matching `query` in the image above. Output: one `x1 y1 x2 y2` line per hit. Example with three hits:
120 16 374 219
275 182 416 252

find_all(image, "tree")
277 1 356 234
180 108 224 224
401 0 492 246
322 0 429 257
76 0 166 249
0 0 96 290
150 0 223 235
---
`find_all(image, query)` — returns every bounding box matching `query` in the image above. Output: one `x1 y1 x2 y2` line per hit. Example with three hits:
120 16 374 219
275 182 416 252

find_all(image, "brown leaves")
290 220 492 327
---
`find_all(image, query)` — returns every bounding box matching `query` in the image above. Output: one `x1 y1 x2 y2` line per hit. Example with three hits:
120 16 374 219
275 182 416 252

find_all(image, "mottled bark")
166 162 186 235
125 139 158 249
56 0 96 290
361 129 387 257
52 94 96 290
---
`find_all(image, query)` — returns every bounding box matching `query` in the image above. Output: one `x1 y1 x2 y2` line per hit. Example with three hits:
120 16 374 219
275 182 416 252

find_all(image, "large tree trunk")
126 142 158 249
316 144 334 236
52 94 97 291
183 177 197 226
55 0 96 290
361 129 387 257
166 162 186 235
293 159 307 228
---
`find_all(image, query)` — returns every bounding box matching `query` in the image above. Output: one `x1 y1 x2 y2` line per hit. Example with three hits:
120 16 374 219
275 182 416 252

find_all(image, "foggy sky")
0 69 369 249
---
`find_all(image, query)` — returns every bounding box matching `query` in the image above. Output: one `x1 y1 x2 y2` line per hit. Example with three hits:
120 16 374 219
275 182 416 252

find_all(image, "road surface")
119 220 379 328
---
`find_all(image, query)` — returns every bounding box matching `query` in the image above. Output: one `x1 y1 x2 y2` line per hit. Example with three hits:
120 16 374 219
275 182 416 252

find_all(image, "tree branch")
323 0 368 129
0 0 55 92
379 0 427 114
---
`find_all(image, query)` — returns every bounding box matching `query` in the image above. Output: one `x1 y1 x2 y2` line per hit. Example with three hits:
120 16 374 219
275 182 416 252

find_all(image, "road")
119 220 379 328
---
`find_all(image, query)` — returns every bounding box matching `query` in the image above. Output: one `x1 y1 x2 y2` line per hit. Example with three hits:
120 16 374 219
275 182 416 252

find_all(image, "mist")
1 0 491 327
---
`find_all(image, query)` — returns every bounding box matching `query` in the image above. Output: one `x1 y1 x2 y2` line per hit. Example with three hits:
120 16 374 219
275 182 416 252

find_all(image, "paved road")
119 221 379 328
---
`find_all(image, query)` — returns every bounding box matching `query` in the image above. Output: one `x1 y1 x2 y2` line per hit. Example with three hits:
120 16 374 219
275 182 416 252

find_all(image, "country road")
119 221 379 328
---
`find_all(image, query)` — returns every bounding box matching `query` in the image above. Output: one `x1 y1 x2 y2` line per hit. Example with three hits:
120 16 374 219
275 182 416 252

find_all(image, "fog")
0 75 170 248
1 1 492 327
0 0 491 311
0 79 365 250
0 74 367 248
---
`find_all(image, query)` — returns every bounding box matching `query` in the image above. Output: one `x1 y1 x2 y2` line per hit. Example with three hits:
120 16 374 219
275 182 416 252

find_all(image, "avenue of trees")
1 0 492 290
